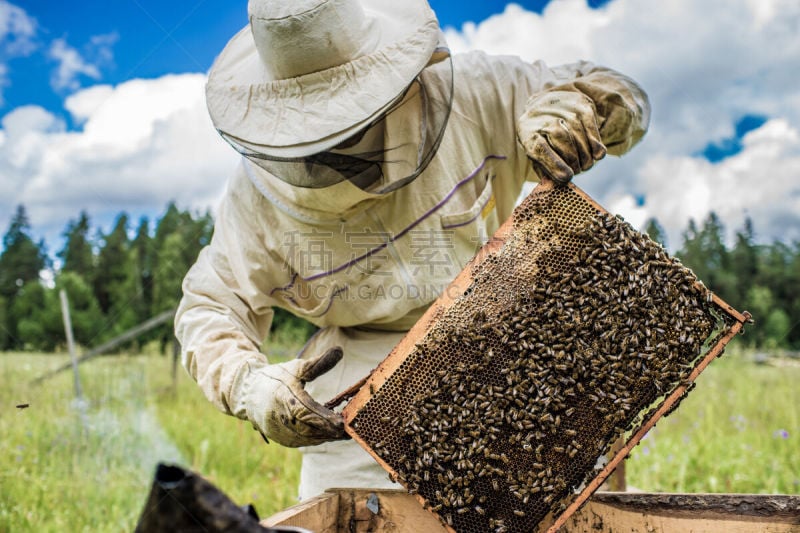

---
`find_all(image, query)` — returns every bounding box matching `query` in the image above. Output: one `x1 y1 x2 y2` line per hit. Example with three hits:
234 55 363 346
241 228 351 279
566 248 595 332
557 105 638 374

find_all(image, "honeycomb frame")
341 181 749 533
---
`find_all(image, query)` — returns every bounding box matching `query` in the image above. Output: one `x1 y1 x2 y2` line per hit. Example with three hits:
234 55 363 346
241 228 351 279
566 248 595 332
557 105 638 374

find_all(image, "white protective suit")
176 51 650 500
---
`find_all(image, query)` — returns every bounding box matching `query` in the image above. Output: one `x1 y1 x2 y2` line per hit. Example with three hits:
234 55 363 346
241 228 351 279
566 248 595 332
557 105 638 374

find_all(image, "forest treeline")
0 204 214 352
0 204 797 352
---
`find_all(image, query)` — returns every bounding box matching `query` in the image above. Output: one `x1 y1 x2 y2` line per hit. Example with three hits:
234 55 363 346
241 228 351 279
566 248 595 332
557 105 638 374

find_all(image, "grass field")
1 343 304 533
1 345 798 532
626 348 800 494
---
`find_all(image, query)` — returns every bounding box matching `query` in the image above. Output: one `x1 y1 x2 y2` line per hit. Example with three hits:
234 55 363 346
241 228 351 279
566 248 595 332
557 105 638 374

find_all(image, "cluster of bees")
352 188 724 533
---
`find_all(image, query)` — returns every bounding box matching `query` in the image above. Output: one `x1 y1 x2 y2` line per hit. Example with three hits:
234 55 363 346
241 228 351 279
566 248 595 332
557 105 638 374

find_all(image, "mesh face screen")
345 184 744 533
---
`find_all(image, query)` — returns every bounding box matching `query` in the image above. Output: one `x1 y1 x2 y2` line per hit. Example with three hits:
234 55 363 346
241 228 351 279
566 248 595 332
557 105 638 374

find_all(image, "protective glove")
517 90 608 184
242 346 347 448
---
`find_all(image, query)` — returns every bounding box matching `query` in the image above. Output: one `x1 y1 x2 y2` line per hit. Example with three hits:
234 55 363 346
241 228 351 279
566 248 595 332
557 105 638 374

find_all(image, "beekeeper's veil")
206 0 453 194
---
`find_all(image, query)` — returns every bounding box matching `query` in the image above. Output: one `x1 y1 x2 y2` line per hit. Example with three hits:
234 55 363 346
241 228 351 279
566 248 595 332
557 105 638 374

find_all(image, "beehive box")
262 489 800 532
338 181 750 533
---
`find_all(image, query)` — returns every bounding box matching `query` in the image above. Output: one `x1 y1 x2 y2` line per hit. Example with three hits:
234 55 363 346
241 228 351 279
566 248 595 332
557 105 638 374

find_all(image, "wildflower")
729 414 747 431
773 429 789 439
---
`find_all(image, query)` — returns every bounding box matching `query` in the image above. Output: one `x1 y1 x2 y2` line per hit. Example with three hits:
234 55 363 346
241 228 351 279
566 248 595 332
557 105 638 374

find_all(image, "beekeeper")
176 0 650 500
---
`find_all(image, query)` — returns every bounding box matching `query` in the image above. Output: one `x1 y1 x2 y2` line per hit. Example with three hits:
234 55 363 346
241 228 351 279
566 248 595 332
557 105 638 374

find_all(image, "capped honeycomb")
342 182 748 533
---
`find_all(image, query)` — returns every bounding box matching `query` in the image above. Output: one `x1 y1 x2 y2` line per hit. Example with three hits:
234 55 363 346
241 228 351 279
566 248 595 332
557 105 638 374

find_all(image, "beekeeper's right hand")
238 347 347 448
517 90 607 184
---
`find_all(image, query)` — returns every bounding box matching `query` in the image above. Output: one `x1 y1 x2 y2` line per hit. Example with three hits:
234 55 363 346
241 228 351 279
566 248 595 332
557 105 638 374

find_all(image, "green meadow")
1 346 797 532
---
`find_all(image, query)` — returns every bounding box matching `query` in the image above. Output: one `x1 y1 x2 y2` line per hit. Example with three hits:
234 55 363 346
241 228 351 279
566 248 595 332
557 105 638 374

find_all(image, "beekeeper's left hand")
518 90 608 184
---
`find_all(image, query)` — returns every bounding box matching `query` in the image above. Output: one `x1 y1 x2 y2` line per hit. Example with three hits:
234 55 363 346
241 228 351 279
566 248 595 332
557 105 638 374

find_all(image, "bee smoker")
135 463 311 533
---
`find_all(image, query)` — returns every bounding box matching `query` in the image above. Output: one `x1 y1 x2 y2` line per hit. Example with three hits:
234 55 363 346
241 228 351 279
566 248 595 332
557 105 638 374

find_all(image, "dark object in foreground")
135 463 310 533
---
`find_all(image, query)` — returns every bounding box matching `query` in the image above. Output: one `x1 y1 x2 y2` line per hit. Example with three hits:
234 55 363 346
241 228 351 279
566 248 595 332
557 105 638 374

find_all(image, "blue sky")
7 1 563 121
2 0 799 256
8 0 242 118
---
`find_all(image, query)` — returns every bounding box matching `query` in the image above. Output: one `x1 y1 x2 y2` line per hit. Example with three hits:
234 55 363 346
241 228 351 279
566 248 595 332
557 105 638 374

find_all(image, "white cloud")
2 0 799 255
0 1 37 104
48 38 102 91
0 74 239 249
635 119 800 247
444 2 607 67
88 32 118 65
446 0 800 247
63 84 114 124
46 32 118 93
0 1 36 56
1 4 116 100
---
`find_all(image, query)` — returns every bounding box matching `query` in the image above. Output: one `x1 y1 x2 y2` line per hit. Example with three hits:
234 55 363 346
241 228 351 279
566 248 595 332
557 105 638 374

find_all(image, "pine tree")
0 205 47 300
152 232 186 315
152 203 182 263
132 216 154 323
56 272 104 347
12 281 53 351
703 213 738 306
58 210 94 278
150 204 214 352
103 216 157 349
644 217 668 248
788 243 800 348
679 218 704 275
679 212 735 301
152 203 214 283
754 242 792 315
0 205 47 349
93 213 131 319
729 217 759 305
743 285 784 348
0 295 7 349
699 212 729 271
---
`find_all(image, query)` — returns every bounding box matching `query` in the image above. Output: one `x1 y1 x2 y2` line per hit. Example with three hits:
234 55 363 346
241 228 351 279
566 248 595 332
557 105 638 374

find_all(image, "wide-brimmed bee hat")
206 0 450 165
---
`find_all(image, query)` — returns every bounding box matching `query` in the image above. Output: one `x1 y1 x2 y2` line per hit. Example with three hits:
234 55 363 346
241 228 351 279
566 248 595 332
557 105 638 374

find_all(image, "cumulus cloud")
0 74 239 248
444 2 607 67
63 84 114 124
47 32 117 92
2 0 799 254
0 1 36 55
0 0 37 104
446 0 800 247
48 38 102 91
636 119 800 245
1 3 116 99
88 32 118 64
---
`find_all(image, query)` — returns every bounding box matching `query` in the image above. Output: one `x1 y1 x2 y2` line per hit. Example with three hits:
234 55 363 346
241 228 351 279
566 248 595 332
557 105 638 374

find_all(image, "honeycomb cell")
350 185 734 533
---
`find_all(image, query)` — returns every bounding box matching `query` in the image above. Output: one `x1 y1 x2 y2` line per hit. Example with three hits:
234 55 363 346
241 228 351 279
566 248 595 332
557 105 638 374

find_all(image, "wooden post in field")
59 289 83 400
171 336 180 393
30 309 176 385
